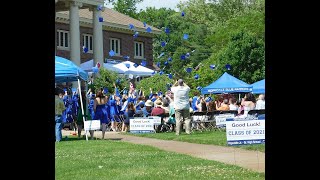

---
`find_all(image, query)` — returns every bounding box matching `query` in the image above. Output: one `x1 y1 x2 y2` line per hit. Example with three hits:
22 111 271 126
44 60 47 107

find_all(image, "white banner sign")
215 114 235 127
130 118 155 133
84 120 101 131
226 119 265 146
148 116 161 125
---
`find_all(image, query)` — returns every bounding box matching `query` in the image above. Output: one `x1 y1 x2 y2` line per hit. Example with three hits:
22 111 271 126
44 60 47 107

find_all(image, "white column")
69 1 82 66
92 7 104 66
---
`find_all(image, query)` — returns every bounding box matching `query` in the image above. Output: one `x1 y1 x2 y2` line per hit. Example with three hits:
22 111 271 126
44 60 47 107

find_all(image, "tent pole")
78 79 88 141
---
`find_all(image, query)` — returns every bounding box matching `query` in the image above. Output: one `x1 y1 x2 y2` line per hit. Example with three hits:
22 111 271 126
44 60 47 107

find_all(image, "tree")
91 68 127 94
112 0 143 18
137 74 174 95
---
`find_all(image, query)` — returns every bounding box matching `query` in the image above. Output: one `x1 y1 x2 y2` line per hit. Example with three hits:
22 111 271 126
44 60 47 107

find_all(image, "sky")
105 0 189 12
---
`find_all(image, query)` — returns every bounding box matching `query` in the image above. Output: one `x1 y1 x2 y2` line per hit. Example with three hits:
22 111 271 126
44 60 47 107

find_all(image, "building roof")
56 8 162 35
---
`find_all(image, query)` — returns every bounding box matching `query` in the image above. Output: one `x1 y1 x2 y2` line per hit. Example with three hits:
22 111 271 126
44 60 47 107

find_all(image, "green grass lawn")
127 131 265 152
56 137 264 180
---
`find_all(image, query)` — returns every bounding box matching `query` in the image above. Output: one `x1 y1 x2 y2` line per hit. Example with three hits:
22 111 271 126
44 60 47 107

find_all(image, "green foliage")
91 68 127 94
135 0 265 90
111 0 143 18
137 74 174 94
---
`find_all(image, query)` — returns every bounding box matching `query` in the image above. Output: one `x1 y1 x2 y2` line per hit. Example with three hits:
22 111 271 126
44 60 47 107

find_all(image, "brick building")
55 0 161 71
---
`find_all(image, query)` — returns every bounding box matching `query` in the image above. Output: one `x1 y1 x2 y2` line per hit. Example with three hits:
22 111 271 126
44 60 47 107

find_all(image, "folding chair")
191 111 207 132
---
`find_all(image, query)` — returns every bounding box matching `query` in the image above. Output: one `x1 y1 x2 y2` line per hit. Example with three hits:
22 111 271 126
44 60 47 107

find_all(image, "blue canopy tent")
251 79 265 94
55 56 90 141
201 72 252 94
55 56 88 82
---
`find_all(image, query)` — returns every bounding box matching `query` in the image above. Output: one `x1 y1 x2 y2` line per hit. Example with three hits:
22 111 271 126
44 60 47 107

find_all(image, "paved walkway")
62 130 265 173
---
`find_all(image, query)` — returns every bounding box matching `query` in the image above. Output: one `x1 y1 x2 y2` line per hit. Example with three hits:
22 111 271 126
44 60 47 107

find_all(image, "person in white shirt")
229 98 238 111
255 94 265 110
171 79 191 135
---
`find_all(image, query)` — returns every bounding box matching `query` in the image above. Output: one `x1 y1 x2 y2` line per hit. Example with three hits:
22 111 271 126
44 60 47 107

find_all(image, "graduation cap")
210 64 216 69
156 62 161 68
82 46 88 53
72 88 77 93
97 5 103 11
185 52 190 58
194 74 199 80
109 50 115 57
225 64 231 70
125 63 130 69
186 67 192 73
99 17 103 22
183 34 189 40
103 88 108 94
63 88 67 92
141 60 147 67
133 63 139 68
158 52 164 58
129 24 134 29
196 86 202 91
116 79 121 84
161 41 166 47
133 33 138 38
146 27 152 33
159 70 164 75
181 11 185 16
123 55 130 60
180 55 186 60
165 27 170 34
143 22 147 27
168 73 173 79
167 57 172 62
164 61 168 66
92 67 99 74
152 71 156 75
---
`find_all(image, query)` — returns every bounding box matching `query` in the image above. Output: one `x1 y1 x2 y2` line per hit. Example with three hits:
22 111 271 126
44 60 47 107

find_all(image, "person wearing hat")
151 99 165 116
171 79 191 135
55 88 66 142
142 100 153 117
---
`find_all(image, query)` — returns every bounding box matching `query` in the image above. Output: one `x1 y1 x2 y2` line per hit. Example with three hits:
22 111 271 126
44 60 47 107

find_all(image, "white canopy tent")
80 60 154 77
80 59 126 74
113 60 154 76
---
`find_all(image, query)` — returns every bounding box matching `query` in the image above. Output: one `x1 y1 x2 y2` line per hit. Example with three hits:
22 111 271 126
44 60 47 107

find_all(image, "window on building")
134 41 144 58
110 38 121 56
82 34 93 53
57 30 70 50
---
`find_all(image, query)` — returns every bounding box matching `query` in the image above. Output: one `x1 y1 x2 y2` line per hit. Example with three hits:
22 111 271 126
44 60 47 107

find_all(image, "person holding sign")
171 79 191 135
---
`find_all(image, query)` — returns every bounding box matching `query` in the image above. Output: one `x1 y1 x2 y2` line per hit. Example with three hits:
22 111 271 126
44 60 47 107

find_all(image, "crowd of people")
55 79 265 141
